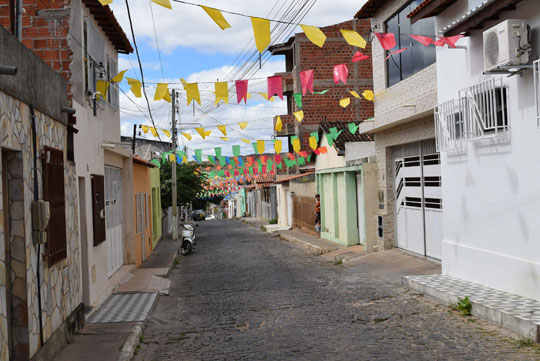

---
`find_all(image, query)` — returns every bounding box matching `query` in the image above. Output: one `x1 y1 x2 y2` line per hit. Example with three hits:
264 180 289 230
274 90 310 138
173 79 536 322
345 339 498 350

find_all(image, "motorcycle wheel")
181 240 192 255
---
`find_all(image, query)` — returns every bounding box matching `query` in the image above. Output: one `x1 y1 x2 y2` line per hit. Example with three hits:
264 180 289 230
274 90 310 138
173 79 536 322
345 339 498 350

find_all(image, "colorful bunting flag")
96 80 109 100
195 149 203 163
111 69 127 83
220 137 229 141
126 77 141 98
98 0 112 5
309 136 318 150
300 69 314 96
340 29 367 48
257 140 265 154
215 82 229 105
232 145 241 157
196 127 208 139
293 110 304 123
300 25 326 48
238 122 248 130
386 48 407 60
162 129 171 138
374 32 396 50
251 17 270 53
267 75 283 100
348 122 359 134
236 80 248 104
339 97 351 108
150 127 158 137
241 139 250 144
410 35 434 47
293 93 302 108
362 90 374 101
352 51 369 62
292 138 301 153
215 147 222 157
152 0 171 9
333 64 348 85
310 131 319 143
274 139 282 154
185 83 201 105
200 5 231 30
154 83 170 102
350 90 361 98
181 132 192 140
217 125 227 136
275 116 282 132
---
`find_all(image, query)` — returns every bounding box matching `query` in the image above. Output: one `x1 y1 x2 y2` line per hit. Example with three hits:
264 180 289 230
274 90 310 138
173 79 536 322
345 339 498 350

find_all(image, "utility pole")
171 89 178 241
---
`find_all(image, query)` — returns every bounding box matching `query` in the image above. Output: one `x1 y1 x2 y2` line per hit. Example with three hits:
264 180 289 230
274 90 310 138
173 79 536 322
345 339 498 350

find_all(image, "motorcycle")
180 223 197 255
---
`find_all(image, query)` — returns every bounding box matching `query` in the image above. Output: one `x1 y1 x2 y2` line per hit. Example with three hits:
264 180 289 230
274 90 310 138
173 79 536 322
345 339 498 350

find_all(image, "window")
43 146 67 265
136 193 143 234
385 0 436 87
377 216 383 238
107 55 119 108
84 20 105 104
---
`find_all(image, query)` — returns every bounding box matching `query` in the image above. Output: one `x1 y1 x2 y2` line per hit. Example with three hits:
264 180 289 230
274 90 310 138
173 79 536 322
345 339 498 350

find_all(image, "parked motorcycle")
180 223 197 255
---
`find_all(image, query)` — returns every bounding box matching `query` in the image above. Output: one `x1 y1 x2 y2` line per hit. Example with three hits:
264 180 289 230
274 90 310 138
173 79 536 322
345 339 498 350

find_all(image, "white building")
412 0 540 300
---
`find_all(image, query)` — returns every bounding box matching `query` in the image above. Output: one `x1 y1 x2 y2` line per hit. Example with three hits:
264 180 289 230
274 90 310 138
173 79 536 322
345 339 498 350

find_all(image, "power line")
124 0 161 141
149 0 165 79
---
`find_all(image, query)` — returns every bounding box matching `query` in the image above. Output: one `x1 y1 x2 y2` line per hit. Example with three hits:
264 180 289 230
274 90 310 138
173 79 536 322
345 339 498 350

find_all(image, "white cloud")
110 0 367 54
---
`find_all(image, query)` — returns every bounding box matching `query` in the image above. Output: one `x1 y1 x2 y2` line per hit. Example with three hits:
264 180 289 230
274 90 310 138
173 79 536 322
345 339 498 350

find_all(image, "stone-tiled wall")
0 89 82 359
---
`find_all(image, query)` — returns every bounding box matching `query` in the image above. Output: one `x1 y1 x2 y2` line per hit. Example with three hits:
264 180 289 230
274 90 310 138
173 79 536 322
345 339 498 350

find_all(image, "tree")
160 161 208 210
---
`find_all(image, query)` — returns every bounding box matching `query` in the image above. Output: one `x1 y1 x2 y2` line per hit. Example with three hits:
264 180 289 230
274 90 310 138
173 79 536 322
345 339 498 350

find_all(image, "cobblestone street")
135 220 539 360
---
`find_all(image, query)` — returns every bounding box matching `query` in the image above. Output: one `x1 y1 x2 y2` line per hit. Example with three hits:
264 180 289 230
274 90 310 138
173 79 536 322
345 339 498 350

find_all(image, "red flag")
314 148 321 155
247 156 254 166
386 48 407 60
298 150 308 158
333 64 348 85
435 35 464 48
374 32 396 50
410 35 433 47
261 155 267 165
236 80 248 104
352 51 369 62
287 152 295 160
300 69 314 96
319 147 328 154
274 154 282 164
267 75 283 100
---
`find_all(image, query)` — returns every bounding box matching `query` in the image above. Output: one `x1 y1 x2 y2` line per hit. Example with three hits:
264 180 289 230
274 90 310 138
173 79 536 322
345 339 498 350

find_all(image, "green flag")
310 131 319 143
293 93 302 108
348 122 359 135
195 149 202 162
232 144 241 157
214 147 222 157
314 89 329 95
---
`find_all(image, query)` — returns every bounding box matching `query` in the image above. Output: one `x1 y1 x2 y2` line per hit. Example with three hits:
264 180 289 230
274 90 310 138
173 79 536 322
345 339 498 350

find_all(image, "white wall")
437 0 540 300
315 133 346 171
345 141 375 162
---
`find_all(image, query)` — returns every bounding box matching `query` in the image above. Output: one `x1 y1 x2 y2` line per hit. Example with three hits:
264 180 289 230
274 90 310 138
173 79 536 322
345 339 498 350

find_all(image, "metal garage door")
105 166 124 277
393 140 443 260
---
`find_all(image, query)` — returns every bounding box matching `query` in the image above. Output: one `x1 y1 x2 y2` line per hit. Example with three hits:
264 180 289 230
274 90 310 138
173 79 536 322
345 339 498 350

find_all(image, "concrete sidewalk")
54 235 180 361
279 229 342 255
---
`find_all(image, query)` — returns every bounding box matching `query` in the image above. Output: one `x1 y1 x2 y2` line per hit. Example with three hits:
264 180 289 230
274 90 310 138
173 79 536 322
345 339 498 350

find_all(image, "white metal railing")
435 78 509 152
534 59 540 127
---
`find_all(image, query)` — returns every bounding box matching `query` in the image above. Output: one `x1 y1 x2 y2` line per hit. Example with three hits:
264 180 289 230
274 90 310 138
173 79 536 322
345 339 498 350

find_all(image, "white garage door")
394 142 443 260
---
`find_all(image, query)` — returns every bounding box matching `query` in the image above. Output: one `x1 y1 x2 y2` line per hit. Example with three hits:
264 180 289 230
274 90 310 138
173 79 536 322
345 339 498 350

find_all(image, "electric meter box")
32 200 50 232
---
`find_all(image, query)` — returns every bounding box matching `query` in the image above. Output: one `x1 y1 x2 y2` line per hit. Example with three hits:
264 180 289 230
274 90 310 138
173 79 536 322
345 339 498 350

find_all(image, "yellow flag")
300 25 326 48
251 17 270 53
350 90 361 98
196 127 207 139
247 92 252 99
126 77 142 98
169 154 176 162
217 125 227 136
181 132 192 141
340 29 367 48
309 136 318 150
292 138 301 153
220 137 229 141
201 6 231 30
96 80 109 100
111 69 127 82
362 90 374 101
98 0 112 5
142 125 149 134
185 83 201 105
163 90 171 103
241 139 250 144
150 127 158 137
238 122 248 130
293 110 304 122
340 97 351 108
215 82 229 105
152 0 171 9
257 140 265 154
204 130 212 137
162 129 171 138
275 116 282 132
274 139 282 154
154 83 169 102
182 156 188 164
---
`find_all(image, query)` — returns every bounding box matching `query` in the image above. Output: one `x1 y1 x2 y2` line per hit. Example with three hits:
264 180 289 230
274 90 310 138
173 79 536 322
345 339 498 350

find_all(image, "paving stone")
134 220 540 361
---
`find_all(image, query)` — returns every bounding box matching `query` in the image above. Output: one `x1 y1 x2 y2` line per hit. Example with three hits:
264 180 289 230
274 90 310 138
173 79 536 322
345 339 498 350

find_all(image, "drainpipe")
30 106 45 347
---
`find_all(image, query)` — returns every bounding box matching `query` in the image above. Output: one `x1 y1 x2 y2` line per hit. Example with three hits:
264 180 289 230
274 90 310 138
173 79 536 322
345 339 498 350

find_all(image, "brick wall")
1 0 73 97
273 19 374 155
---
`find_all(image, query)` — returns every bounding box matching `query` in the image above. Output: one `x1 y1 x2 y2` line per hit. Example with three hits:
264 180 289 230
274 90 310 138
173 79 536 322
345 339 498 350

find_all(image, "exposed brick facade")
271 19 374 164
0 0 73 95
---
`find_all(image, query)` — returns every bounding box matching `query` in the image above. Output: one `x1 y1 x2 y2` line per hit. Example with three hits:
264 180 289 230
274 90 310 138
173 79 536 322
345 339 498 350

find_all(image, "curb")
279 233 330 255
117 323 143 361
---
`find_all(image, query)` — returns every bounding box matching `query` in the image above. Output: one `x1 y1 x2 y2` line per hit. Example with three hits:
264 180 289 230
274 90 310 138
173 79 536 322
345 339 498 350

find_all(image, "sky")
109 0 366 157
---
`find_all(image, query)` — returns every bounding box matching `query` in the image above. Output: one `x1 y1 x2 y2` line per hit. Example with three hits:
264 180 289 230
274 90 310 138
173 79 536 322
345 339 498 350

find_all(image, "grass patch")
517 338 536 348
269 218 278 224
335 259 343 265
451 296 472 316
173 256 181 268
139 333 145 344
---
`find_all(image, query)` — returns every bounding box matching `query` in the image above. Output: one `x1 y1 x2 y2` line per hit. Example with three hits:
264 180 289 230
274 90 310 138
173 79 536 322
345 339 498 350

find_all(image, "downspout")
30 106 45 347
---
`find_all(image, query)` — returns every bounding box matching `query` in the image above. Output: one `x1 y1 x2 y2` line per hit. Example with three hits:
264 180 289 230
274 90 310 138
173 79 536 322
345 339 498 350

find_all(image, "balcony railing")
435 78 509 152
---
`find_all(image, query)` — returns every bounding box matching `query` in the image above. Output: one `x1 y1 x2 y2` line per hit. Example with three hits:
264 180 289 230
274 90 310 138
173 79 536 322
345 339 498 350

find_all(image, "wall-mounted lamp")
0 65 17 75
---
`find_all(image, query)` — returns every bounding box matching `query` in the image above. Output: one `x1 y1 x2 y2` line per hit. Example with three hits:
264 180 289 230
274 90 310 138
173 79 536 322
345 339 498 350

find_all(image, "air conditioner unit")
483 19 530 72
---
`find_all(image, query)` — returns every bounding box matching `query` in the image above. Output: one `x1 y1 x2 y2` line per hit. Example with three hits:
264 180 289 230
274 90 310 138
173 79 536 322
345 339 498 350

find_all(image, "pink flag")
374 32 396 50
300 69 314 96
386 48 407 60
352 51 369 62
262 165 267 174
243 168 248 175
236 80 248 104
333 64 348 85
234 170 239 177
410 35 433 47
435 35 464 48
267 75 283 100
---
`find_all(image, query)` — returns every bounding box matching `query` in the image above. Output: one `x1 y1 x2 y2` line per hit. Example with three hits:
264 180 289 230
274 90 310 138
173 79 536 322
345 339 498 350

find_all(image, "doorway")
356 172 365 245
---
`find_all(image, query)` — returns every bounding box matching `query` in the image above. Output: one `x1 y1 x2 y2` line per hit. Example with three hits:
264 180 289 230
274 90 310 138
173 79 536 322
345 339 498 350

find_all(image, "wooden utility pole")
171 89 178 241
